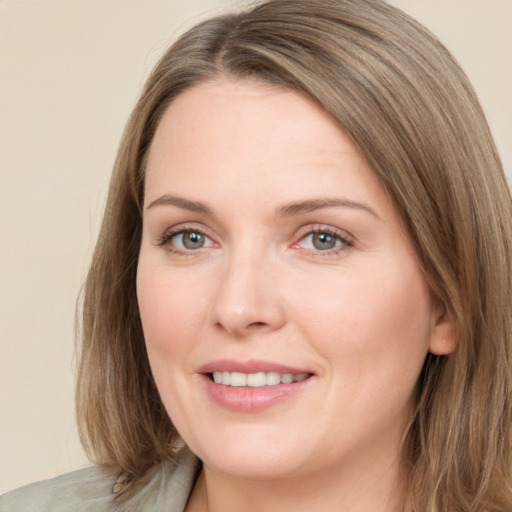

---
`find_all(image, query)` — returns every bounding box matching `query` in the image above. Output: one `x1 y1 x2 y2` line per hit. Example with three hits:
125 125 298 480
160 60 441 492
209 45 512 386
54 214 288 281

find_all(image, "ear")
428 301 458 355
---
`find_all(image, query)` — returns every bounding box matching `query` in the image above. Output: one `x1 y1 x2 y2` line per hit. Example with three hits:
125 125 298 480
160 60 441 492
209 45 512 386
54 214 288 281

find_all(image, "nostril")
247 322 267 330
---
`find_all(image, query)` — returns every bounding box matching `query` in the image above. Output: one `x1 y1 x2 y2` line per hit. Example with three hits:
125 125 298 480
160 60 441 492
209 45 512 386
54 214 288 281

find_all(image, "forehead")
144 78 389 214
148 78 349 164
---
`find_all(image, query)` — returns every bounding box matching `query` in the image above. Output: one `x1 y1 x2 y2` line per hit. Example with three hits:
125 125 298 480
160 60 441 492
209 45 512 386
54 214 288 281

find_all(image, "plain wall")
1 0 510 493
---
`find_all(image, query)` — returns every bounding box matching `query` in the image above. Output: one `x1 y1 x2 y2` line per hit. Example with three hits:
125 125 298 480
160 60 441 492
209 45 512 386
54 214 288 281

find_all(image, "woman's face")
137 78 451 482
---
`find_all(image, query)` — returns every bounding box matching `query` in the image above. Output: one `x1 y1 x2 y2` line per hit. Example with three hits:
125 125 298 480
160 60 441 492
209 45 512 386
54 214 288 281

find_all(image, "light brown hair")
76 1 512 510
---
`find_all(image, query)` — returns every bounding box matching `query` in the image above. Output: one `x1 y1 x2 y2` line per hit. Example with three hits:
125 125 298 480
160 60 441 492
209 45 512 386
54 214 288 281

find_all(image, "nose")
210 248 286 338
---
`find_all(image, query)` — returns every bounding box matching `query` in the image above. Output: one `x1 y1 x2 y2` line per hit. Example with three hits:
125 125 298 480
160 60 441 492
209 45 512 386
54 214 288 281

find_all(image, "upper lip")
198 359 312 375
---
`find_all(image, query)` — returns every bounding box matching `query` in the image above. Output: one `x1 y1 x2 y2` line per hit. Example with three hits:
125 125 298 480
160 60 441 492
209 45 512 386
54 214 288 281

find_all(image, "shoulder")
0 465 114 511
0 449 200 512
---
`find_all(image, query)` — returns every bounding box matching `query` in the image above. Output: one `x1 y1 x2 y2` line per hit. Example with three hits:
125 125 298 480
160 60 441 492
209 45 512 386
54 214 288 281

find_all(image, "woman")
2 0 511 510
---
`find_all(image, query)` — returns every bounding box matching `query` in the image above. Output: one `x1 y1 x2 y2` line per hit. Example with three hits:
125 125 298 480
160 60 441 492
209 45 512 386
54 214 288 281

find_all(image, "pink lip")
198 359 314 413
198 359 310 375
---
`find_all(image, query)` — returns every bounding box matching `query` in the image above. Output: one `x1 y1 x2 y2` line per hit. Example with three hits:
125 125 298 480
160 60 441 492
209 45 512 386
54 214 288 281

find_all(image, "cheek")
136 263 208 369
136 263 209 424
295 259 433 379
139 248 215 320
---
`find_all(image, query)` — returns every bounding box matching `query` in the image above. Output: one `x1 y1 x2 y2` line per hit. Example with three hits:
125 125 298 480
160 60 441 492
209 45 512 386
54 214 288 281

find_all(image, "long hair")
76 1 512 510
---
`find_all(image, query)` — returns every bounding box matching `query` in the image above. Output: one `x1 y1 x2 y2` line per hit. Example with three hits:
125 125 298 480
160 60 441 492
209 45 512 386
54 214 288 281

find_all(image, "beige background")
1 0 510 493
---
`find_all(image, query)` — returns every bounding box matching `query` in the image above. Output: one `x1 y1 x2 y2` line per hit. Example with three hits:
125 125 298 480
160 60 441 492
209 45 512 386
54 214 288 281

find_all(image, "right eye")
172 230 212 250
156 228 215 253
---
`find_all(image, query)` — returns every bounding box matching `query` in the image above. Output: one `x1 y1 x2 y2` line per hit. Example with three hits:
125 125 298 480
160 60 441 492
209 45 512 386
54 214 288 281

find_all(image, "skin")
137 78 455 512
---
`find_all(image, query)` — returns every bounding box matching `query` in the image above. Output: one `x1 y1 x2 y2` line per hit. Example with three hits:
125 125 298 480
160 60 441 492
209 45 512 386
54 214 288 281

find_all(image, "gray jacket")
0 449 200 512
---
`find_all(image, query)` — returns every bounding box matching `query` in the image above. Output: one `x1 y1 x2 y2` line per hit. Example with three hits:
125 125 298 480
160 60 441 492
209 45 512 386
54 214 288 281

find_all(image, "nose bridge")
211 238 285 337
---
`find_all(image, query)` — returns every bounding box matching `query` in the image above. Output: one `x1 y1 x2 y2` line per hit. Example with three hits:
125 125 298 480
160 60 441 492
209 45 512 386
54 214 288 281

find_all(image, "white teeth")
211 371 310 387
266 371 281 386
247 372 266 387
281 373 293 384
230 372 247 387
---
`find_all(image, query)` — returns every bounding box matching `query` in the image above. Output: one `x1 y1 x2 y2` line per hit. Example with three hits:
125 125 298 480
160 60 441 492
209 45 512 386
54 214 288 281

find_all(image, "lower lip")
201 374 313 412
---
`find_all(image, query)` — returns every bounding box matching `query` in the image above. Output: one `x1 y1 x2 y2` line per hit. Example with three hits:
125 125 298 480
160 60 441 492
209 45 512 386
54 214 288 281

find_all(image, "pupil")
313 232 336 250
183 232 204 249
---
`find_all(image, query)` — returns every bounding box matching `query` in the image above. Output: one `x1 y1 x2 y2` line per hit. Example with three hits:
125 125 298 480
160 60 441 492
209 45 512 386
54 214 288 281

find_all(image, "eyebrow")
146 194 380 220
145 195 212 215
276 198 381 220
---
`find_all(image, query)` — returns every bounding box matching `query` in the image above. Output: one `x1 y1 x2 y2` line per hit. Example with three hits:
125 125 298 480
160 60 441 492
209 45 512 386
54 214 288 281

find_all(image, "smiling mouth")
209 371 311 387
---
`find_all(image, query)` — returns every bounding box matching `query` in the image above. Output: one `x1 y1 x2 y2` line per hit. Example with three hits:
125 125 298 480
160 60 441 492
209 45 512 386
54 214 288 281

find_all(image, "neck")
187 449 405 512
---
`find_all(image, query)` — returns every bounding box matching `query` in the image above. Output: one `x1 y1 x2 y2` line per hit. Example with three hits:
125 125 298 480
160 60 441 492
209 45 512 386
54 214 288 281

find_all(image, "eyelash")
293 225 353 255
154 224 353 256
154 224 214 254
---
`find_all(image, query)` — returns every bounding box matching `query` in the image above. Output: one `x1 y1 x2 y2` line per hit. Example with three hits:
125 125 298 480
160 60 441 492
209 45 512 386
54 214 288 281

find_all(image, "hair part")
76 1 512 510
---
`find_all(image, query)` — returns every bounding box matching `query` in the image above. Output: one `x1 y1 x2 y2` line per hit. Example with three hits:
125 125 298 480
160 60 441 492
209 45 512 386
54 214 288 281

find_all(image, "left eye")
170 231 213 250
300 231 345 251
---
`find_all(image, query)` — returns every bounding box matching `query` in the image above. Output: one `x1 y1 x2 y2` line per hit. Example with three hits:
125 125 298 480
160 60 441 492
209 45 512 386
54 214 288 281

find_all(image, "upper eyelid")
152 222 353 247
294 223 353 240
153 223 216 247
162 222 215 237
292 224 355 253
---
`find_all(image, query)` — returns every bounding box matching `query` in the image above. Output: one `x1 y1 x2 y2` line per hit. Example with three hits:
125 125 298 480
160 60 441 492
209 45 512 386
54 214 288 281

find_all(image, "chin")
204 455 304 481
188 435 310 481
